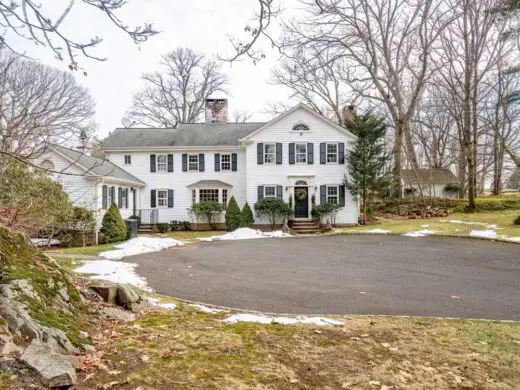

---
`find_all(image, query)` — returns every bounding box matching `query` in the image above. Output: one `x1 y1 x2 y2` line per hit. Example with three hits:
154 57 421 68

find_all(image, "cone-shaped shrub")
241 201 254 227
225 196 242 231
100 203 127 243
514 214 520 226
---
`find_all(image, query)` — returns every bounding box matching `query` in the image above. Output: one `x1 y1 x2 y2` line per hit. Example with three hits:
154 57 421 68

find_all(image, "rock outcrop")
90 282 151 312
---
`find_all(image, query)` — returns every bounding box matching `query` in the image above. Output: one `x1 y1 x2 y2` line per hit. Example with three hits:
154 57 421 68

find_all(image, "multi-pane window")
192 189 197 204
108 186 114 206
264 186 276 198
295 143 307 164
157 190 168 207
124 155 131 165
188 154 199 171
221 154 231 171
326 143 338 163
264 143 276 164
292 124 310 131
121 188 127 208
222 189 228 205
327 186 339 204
157 155 167 171
199 189 219 202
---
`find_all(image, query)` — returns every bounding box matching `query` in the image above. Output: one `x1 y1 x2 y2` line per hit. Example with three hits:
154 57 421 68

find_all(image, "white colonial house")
38 102 359 234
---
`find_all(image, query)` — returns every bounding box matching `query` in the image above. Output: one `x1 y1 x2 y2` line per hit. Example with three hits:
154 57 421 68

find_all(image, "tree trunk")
403 119 419 169
393 121 404 198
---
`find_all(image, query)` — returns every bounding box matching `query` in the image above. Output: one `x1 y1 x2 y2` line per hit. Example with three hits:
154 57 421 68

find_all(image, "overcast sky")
13 0 296 139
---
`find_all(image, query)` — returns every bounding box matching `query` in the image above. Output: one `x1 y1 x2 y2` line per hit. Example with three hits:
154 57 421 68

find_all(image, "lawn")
336 210 520 242
47 242 117 257
160 230 225 242
79 304 520 389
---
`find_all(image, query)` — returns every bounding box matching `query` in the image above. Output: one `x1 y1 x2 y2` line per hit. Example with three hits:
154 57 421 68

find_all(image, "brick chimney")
205 98 228 123
342 104 356 124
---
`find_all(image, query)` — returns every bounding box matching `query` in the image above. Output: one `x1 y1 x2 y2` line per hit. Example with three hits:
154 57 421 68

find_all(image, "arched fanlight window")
40 159 55 171
295 180 307 186
292 123 310 131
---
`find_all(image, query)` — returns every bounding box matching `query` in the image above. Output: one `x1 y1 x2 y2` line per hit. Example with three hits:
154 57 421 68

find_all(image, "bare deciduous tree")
0 54 96 160
232 110 252 123
0 0 157 67
126 48 229 127
282 0 451 196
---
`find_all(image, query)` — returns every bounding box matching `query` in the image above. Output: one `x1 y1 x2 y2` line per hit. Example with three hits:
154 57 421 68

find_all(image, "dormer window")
292 123 310 132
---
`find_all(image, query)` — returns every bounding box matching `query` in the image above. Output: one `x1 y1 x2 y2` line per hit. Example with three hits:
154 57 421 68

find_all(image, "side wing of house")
244 106 359 226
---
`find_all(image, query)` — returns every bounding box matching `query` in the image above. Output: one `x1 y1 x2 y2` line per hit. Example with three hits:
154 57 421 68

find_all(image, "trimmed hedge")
241 202 254 227
100 203 127 243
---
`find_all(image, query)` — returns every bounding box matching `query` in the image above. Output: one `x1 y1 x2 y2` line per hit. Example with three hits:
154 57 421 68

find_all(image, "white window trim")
121 188 128 209
264 143 276 165
326 143 338 164
107 187 114 206
264 185 277 198
188 154 199 171
156 189 168 208
295 143 307 164
157 154 168 171
221 153 231 171
326 185 339 204
124 155 131 165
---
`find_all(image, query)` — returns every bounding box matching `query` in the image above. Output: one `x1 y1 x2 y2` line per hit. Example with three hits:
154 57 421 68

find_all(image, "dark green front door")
294 187 309 218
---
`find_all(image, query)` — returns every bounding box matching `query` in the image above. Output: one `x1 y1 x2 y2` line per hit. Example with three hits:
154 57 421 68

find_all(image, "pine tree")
100 203 127 243
344 114 392 221
241 202 254 227
225 196 242 231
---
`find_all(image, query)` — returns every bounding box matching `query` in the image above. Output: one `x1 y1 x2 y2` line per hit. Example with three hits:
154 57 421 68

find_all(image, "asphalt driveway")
127 235 520 320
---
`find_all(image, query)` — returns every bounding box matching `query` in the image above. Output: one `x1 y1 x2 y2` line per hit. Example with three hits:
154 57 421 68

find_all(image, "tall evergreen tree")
344 114 392 221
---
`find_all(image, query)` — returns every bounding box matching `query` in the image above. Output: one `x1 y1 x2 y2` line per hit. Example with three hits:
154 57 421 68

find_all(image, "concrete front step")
292 229 321 235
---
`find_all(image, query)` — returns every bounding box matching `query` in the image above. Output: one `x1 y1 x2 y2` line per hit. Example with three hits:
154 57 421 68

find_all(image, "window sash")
121 189 127 208
124 155 131 165
326 144 338 163
157 190 168 207
222 189 228 205
264 143 276 164
221 154 231 171
327 186 339 204
157 155 168 171
199 189 219 202
188 154 199 171
264 186 276 198
192 189 197 204
295 143 307 164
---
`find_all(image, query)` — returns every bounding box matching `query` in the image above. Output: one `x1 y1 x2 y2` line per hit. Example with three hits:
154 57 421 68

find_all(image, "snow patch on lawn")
75 260 151 290
191 304 227 314
503 236 520 243
100 236 184 259
148 297 176 310
403 229 438 238
360 229 391 234
445 220 499 230
199 228 291 242
223 313 344 326
31 238 61 247
469 230 498 239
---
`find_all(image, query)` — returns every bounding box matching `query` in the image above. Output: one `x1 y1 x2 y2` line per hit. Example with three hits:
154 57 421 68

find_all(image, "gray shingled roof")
187 180 233 188
52 144 144 185
402 168 458 185
101 123 267 149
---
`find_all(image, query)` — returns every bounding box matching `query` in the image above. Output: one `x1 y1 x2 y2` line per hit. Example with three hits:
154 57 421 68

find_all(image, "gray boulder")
21 340 76 388
102 307 136 323
90 282 150 312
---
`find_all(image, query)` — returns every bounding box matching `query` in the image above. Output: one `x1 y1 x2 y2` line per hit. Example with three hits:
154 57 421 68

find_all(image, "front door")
294 187 309 218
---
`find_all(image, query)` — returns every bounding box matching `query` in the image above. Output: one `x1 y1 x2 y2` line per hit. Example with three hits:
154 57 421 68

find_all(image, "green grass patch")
0 369 12 390
51 256 84 273
47 242 117 256
161 230 225 242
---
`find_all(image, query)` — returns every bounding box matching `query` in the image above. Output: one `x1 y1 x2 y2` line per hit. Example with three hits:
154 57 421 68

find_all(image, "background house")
401 168 459 199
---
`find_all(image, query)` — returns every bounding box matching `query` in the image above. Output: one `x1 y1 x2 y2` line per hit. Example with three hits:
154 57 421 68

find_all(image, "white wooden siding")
106 150 247 223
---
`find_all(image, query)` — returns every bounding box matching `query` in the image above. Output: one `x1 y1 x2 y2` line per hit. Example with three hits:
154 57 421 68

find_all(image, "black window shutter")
182 153 188 172
276 143 282 164
118 187 122 208
168 190 174 208
307 143 314 164
320 185 326 204
339 185 345 206
276 185 283 199
150 154 156 172
257 186 264 201
168 154 174 172
110 187 115 206
339 143 345 164
320 143 326 164
199 153 205 172
102 185 107 209
150 189 156 208
288 143 295 165
125 188 129 209
231 153 238 171
214 153 220 172
257 143 263 165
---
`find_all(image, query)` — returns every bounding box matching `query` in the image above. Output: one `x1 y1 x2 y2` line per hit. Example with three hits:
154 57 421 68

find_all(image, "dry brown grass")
77 304 520 389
